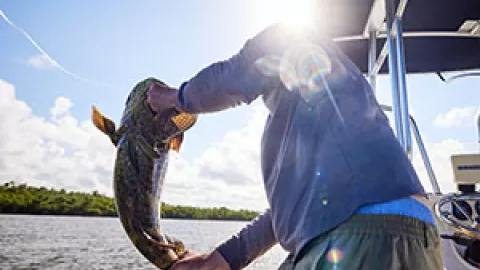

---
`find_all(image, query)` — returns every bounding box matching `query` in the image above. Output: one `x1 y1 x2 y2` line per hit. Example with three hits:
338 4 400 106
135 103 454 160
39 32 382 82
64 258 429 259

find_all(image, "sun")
254 0 315 30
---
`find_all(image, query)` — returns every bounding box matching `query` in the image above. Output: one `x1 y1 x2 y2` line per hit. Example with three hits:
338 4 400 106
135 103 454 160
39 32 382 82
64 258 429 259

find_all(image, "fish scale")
91 77 197 269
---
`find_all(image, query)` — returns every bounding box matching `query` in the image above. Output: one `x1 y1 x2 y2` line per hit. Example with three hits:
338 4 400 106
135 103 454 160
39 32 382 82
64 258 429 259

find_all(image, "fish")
91 77 197 269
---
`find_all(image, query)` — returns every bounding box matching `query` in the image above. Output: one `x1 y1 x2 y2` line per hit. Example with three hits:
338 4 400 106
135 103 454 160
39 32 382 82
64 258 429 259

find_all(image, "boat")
313 0 480 268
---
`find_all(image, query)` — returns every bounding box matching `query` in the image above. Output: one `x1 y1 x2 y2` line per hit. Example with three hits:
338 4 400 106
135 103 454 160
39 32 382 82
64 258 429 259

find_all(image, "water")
0 215 287 270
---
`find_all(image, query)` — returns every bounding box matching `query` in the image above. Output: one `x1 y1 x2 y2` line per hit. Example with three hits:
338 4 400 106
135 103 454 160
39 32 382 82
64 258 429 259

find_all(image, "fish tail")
91 105 120 145
168 133 183 152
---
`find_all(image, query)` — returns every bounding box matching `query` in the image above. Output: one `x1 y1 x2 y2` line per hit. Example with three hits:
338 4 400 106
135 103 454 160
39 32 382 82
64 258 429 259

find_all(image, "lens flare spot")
255 42 332 100
327 248 344 264
255 42 333 104
316 171 321 176
322 198 328 206
280 43 332 98
255 56 282 77
255 40 346 126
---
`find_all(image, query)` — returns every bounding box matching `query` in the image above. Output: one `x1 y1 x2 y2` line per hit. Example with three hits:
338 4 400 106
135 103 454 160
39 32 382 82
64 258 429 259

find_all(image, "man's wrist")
216 243 242 270
209 250 231 270
175 81 189 112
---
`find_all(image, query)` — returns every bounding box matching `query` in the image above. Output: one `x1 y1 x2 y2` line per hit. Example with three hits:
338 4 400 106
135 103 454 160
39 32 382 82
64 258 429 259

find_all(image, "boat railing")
366 0 413 159
477 112 480 150
381 104 441 194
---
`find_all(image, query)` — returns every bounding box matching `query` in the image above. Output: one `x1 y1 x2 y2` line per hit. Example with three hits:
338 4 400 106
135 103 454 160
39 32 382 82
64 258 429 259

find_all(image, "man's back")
258 31 424 256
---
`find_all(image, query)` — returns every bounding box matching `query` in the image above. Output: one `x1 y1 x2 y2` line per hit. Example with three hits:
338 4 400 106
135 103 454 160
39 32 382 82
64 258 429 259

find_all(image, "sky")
0 1 479 211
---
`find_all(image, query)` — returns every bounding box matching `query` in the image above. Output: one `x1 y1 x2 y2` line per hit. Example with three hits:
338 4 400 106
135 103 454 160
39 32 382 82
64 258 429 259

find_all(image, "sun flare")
255 0 315 29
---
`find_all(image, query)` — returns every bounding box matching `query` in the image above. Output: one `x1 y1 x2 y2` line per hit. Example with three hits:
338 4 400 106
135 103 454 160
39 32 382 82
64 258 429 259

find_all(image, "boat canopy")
317 0 480 74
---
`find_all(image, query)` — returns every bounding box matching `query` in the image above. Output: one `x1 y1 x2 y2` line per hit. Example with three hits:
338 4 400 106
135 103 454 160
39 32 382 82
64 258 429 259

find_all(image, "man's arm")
177 42 266 114
177 23 299 114
215 209 277 270
170 210 277 270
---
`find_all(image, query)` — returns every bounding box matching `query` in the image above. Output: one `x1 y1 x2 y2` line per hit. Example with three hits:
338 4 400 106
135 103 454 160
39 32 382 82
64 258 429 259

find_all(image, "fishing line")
0 9 117 89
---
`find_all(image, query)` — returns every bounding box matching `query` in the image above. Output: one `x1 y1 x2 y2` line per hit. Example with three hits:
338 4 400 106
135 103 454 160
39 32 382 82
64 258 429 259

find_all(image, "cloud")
433 106 479 128
26 54 58 70
412 138 478 193
50 97 73 118
0 79 115 195
162 103 270 210
2 77 476 212
197 105 266 186
0 79 271 211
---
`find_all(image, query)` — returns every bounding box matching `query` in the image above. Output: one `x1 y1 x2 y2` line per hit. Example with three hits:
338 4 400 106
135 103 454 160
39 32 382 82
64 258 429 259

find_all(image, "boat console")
435 154 480 269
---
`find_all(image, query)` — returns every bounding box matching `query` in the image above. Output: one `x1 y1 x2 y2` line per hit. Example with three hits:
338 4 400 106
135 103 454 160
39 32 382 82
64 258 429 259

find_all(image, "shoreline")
1 183 259 221
0 212 254 222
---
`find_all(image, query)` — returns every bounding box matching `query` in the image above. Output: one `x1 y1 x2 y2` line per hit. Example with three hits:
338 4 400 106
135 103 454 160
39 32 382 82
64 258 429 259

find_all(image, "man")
147 23 443 270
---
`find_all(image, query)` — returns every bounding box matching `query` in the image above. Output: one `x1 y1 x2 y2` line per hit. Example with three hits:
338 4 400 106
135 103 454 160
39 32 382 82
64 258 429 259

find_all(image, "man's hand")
170 250 231 270
146 82 181 113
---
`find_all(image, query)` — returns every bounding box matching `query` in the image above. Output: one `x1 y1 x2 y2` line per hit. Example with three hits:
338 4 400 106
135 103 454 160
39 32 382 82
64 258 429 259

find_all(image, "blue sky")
0 0 274 159
0 1 479 208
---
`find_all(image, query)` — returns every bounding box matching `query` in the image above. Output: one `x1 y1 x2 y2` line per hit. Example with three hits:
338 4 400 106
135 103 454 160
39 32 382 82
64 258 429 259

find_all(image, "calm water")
0 214 287 270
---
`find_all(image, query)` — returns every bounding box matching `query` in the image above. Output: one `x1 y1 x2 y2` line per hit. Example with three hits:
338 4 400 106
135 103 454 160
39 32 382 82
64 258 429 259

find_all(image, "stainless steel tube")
368 30 378 93
395 19 413 158
385 0 405 148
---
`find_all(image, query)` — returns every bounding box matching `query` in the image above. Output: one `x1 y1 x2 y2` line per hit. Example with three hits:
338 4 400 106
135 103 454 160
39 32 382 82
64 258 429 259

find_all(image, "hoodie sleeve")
215 209 277 270
177 23 299 114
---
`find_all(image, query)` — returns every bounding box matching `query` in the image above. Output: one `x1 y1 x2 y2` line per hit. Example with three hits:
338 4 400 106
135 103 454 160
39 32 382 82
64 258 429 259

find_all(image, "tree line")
0 182 259 221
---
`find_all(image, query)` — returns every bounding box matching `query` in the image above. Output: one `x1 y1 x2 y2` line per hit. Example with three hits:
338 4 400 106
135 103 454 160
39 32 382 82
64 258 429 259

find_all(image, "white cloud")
2 77 476 213
26 54 58 70
412 138 478 194
50 97 73 118
0 79 271 211
0 79 115 195
162 103 270 210
433 106 479 128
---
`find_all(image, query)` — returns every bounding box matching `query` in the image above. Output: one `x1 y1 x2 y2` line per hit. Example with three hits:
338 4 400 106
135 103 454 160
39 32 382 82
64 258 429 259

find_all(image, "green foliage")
160 203 258 221
0 182 258 221
0 182 116 216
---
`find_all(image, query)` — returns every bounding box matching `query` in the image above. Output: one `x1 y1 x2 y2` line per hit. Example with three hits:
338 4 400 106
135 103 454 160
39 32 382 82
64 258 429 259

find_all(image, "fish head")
91 77 196 152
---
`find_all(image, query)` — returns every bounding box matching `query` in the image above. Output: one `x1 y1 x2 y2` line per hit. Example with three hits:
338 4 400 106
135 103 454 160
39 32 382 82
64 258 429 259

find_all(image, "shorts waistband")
355 197 436 225
334 214 438 238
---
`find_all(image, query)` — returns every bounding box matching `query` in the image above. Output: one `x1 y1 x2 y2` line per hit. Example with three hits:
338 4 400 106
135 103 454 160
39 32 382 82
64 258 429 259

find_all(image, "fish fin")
91 105 116 135
171 113 197 131
169 133 184 152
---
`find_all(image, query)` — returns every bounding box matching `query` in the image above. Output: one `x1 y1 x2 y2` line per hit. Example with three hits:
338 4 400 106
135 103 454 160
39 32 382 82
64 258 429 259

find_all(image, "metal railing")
477 112 480 151
367 0 413 157
381 105 442 194
362 0 456 194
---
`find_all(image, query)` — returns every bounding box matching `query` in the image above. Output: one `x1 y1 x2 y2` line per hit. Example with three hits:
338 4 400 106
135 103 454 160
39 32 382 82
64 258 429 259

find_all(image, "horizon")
1 181 261 214
0 1 479 211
